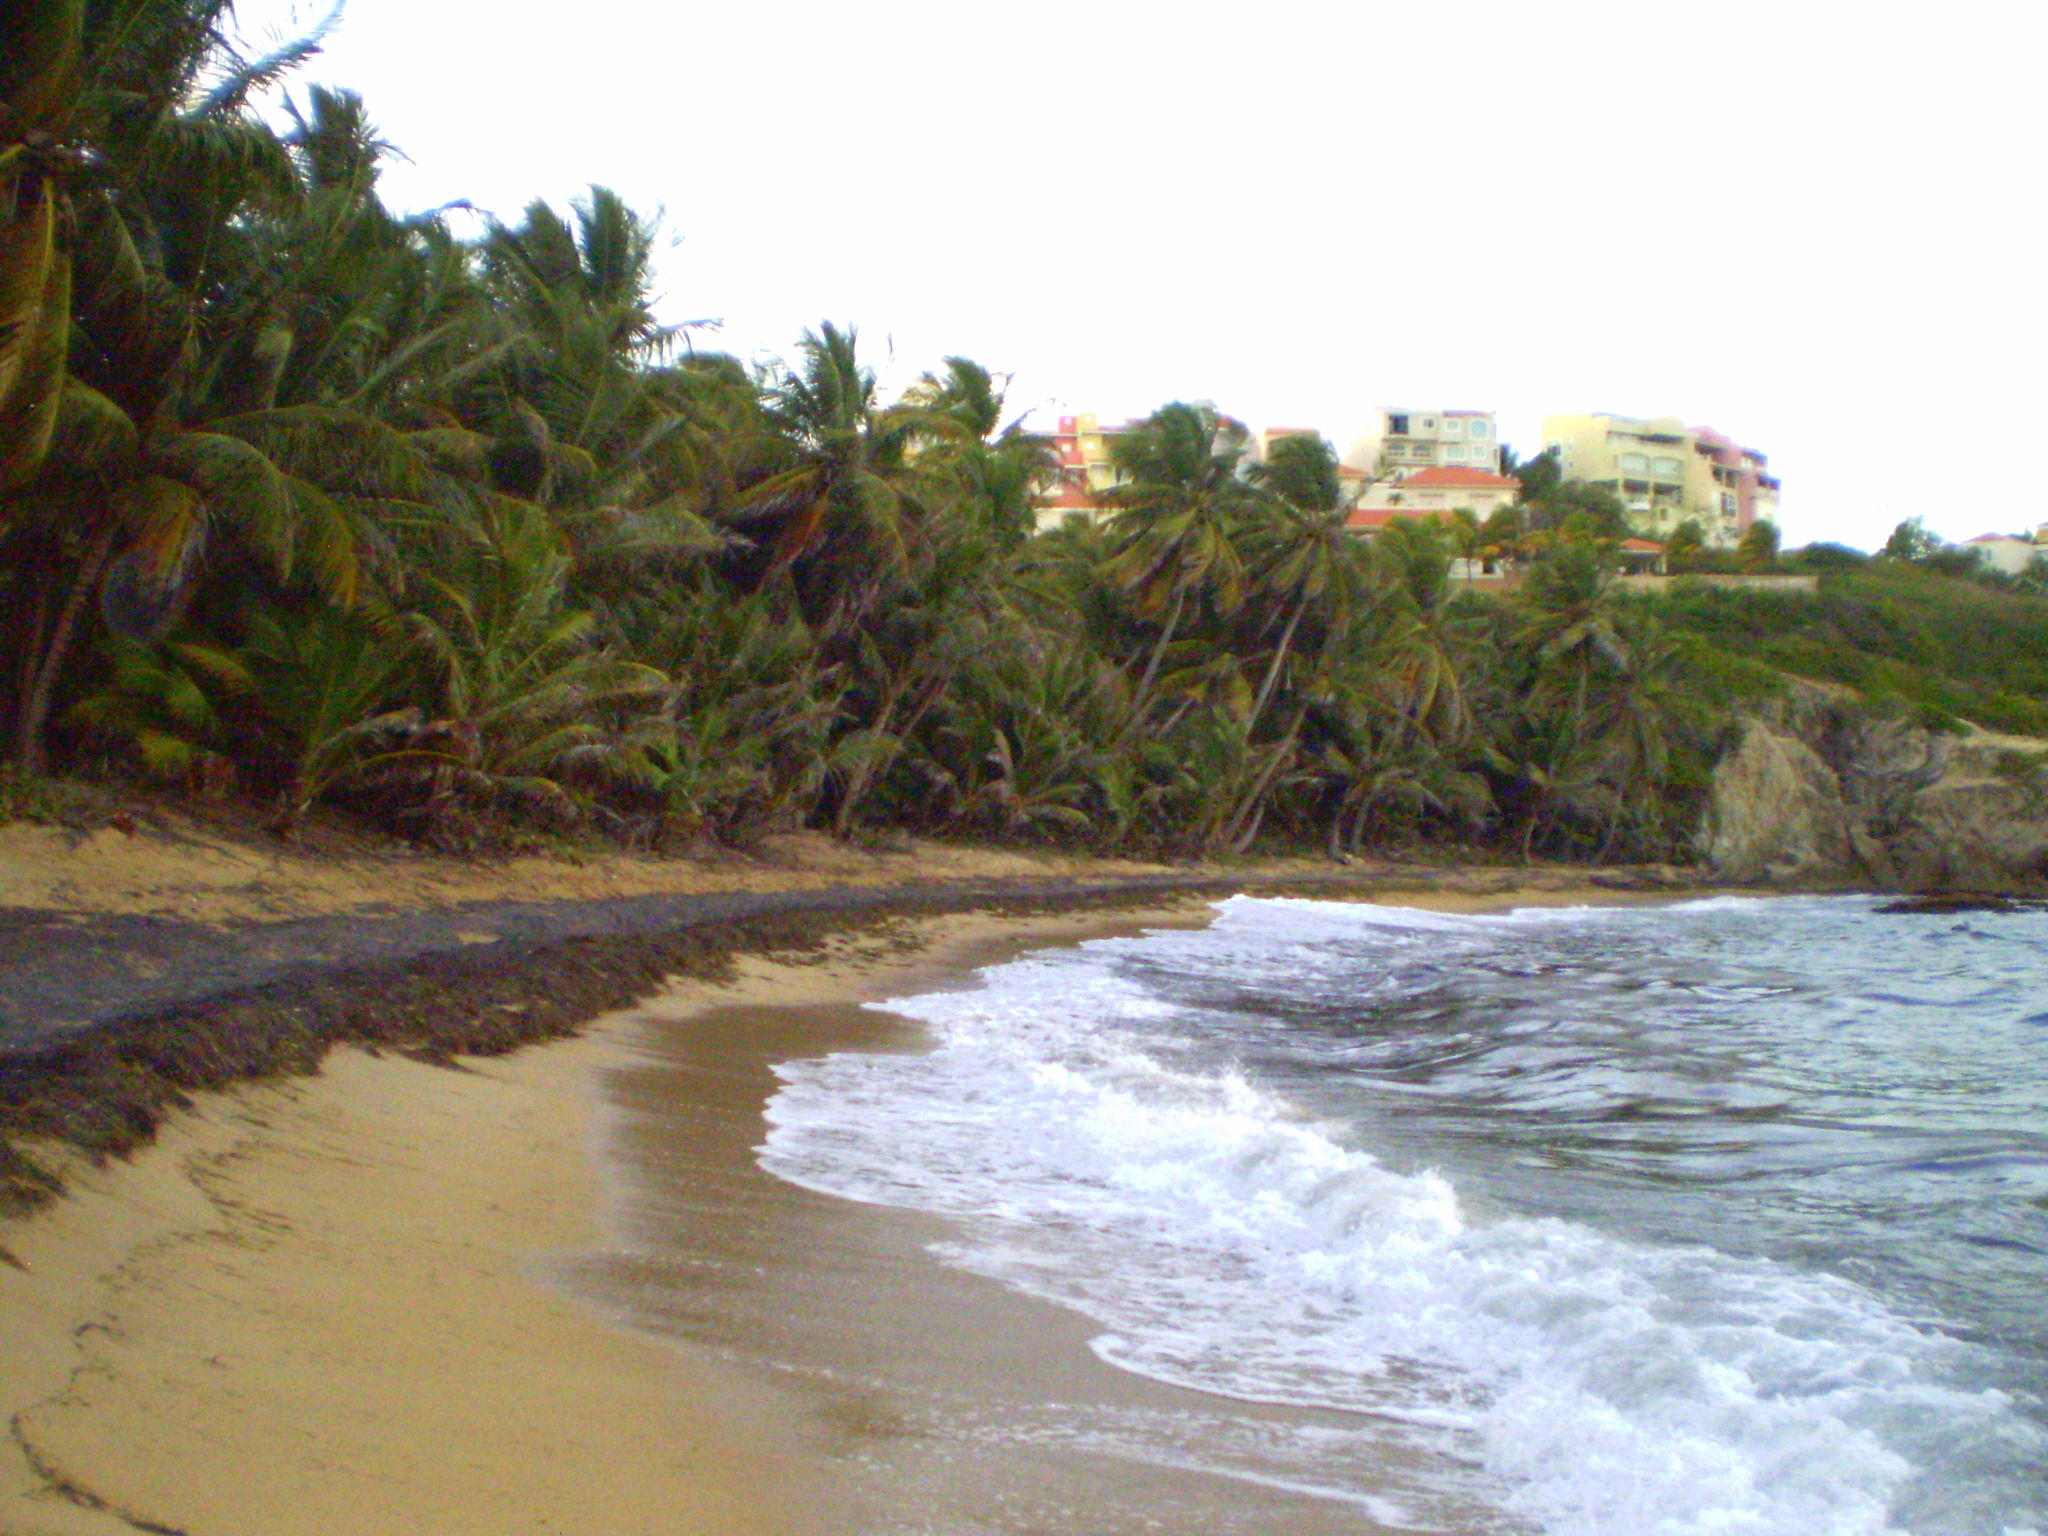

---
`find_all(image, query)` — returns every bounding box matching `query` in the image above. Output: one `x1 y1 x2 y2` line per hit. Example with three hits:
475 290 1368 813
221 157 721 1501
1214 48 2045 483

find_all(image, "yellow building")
1034 406 1255 529
1036 412 1141 528
1540 413 1778 547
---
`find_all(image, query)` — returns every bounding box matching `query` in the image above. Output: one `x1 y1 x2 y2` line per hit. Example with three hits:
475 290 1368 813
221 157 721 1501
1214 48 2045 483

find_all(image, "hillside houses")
1032 402 1781 555
1346 465 1521 528
1541 413 1779 546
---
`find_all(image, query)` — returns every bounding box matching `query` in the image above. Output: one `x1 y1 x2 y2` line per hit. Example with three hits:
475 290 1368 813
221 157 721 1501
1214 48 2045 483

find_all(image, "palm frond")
0 182 69 494
191 0 342 115
42 377 141 486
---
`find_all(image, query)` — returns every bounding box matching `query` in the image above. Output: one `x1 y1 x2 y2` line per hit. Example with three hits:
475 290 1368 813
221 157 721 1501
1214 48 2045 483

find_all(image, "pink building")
1690 428 1781 537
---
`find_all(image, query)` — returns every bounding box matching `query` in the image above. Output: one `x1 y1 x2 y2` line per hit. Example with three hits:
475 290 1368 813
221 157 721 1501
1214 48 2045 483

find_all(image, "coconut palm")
468 190 695 489
1099 401 1259 739
1367 518 1478 753
1241 434 1366 737
0 0 390 772
724 323 939 639
236 600 419 827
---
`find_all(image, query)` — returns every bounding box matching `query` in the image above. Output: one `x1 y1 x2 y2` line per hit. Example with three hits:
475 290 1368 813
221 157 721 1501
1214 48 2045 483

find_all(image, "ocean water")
759 895 2048 1535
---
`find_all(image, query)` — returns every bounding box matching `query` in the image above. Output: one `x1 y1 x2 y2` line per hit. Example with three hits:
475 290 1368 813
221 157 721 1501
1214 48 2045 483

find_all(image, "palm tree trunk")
1347 787 1376 854
14 522 117 775
1115 584 1188 748
831 669 947 837
6 551 58 749
1223 705 1307 851
1244 593 1308 742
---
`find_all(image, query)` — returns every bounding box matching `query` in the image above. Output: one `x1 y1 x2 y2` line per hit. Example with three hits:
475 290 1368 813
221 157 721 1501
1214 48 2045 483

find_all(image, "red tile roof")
1400 466 1519 490
1619 538 1666 553
1345 508 1454 530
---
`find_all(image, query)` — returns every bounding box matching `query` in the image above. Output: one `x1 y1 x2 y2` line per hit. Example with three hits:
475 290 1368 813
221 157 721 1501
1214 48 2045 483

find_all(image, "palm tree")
1368 517 1478 753
901 356 1053 550
1194 434 1368 848
0 0 355 772
1494 539 1647 857
389 502 666 834
724 323 938 639
236 601 418 827
1240 434 1365 736
469 190 698 486
1099 401 1258 739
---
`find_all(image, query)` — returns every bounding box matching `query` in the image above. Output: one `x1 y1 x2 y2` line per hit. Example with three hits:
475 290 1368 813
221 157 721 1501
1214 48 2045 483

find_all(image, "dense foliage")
1644 562 2048 737
9 3 2034 864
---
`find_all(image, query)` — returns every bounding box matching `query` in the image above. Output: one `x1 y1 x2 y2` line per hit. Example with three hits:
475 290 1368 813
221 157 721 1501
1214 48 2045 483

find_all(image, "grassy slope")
1642 565 2048 735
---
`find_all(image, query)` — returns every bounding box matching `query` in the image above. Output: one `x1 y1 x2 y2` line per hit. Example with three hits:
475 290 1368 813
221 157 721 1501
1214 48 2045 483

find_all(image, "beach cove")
0 816 1701 1535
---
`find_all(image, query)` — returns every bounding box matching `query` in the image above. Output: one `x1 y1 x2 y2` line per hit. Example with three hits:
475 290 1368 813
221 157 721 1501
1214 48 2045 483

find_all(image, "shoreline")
0 879 1738 1535
0 839 1711 1219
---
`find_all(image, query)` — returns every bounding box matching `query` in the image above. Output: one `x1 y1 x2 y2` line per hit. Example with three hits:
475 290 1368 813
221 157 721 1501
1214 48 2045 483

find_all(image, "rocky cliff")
1701 682 2048 892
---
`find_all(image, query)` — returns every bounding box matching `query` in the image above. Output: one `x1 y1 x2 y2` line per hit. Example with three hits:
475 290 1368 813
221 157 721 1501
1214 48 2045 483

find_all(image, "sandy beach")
0 813 1711 1535
0 904 1233 1536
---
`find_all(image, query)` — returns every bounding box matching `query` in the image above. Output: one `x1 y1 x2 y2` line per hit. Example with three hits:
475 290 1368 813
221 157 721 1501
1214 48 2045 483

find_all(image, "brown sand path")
0 812 1696 1056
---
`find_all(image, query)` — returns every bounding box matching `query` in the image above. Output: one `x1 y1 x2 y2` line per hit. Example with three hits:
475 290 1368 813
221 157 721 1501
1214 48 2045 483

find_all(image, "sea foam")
761 896 2048 1535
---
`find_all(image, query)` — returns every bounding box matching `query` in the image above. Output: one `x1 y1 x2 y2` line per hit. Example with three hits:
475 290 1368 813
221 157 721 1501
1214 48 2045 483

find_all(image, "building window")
1618 453 1648 473
1652 456 1683 478
1469 421 1489 438
1444 419 1462 435
1421 417 1436 430
1447 444 1466 460
1388 413 1410 435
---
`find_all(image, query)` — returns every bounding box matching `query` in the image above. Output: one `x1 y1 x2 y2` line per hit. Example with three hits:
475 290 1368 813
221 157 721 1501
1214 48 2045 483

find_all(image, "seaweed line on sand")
10 1406 192 1534
0 862 1708 1221
0 880 1257 1219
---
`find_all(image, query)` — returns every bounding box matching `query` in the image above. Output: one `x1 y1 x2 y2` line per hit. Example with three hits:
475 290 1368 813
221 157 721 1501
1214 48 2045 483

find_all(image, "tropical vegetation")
8 2 2043 867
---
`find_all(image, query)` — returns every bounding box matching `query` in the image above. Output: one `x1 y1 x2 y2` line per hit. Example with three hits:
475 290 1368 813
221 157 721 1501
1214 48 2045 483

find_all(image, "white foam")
759 899 2046 1535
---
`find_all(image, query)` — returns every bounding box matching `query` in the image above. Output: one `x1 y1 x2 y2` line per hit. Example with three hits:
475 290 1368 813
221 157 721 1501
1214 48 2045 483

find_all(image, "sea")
758 894 2048 1536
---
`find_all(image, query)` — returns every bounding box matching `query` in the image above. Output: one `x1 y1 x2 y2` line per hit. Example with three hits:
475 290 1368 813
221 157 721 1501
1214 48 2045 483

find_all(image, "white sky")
245 0 2046 551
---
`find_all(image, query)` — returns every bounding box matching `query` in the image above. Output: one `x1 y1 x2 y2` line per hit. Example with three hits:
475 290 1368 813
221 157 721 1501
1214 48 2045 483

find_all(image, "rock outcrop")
1701 682 2048 892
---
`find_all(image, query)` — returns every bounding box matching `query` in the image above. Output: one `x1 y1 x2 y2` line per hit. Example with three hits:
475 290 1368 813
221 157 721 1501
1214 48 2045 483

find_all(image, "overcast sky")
244 0 2045 551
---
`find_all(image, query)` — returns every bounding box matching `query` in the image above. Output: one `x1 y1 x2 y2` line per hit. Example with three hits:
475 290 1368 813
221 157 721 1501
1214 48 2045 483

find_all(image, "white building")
1342 408 1501 480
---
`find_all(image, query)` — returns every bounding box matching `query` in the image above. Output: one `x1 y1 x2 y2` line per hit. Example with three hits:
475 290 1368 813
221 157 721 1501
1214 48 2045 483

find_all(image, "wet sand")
565 905 1516 1535
0 887 1682 1535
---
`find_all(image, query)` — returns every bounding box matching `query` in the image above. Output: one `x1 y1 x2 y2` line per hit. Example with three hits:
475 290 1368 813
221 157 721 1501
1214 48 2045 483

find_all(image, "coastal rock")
1701 681 2048 893
1872 738 2048 891
1701 717 1854 883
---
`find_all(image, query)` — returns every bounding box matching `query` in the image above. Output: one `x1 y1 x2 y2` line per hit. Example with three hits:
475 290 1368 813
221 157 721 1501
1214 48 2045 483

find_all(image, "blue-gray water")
763 895 2048 1534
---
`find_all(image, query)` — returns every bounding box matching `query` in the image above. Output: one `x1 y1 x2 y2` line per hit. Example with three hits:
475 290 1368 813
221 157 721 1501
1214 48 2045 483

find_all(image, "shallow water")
761 895 2048 1535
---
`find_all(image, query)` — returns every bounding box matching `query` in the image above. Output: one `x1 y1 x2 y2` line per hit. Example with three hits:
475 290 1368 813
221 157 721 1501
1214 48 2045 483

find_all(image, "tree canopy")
9 10 2037 866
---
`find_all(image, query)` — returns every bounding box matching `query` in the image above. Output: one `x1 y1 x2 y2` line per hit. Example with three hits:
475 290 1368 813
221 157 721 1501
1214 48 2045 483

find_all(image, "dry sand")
0 825 1707 1535
0 813 1189 926
0 1032 834 1536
